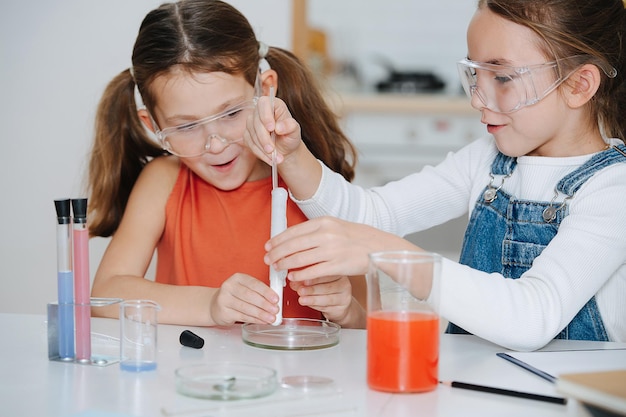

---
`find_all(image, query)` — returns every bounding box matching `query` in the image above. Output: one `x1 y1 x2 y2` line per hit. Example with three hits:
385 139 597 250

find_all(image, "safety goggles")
155 98 257 157
457 56 617 113
152 64 265 157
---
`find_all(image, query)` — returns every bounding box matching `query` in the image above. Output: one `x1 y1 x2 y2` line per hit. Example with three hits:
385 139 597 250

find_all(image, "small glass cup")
366 251 441 393
119 300 160 372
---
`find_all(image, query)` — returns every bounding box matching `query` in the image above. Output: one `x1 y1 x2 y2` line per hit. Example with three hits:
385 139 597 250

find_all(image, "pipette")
269 86 288 326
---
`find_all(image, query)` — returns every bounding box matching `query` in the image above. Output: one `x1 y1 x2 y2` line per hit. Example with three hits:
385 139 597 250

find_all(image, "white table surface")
1 313 624 417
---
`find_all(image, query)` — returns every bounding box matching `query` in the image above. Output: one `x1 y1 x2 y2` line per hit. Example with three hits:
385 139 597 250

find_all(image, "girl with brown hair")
88 0 365 328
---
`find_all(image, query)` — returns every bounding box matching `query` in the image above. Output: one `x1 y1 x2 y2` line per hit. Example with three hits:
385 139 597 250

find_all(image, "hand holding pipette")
268 86 288 326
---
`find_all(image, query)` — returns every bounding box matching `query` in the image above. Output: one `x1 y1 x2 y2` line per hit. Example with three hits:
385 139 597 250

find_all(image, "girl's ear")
137 109 156 132
259 69 278 96
564 63 601 109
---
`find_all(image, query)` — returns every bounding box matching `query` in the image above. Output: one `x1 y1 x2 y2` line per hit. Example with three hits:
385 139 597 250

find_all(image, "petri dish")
175 362 277 400
242 318 340 350
281 375 335 392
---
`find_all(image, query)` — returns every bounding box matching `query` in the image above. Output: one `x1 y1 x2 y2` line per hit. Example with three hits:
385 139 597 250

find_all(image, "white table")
0 313 623 417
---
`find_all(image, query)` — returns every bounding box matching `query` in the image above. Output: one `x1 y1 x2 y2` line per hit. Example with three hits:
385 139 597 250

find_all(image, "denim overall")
447 144 626 340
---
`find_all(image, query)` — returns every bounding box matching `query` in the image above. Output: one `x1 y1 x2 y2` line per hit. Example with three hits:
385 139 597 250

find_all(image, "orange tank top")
156 165 321 320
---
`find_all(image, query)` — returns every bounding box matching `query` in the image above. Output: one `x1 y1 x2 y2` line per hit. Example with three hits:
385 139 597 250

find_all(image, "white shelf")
326 92 476 116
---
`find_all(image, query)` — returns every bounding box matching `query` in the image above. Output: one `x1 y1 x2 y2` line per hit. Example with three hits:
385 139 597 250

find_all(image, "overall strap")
558 144 626 196
490 151 517 176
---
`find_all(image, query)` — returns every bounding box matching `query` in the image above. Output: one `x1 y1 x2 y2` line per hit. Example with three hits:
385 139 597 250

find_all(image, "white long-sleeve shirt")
296 136 626 351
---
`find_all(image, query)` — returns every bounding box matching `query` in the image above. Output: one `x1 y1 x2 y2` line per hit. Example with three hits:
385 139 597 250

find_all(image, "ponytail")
87 69 166 237
594 3 626 143
609 6 626 142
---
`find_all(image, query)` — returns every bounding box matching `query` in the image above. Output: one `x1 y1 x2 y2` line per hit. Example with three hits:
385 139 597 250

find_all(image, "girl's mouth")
212 157 237 171
487 124 505 134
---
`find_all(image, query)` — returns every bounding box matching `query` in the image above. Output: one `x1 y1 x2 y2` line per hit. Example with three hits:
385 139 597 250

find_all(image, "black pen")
440 381 567 405
496 352 557 383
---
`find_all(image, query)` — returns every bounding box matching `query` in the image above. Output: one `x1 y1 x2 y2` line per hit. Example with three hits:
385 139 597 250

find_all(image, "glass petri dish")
281 375 335 392
242 318 340 350
175 362 277 400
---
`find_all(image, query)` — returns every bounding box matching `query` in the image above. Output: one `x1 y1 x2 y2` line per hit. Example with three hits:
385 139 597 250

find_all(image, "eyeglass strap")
129 66 146 111
259 41 271 73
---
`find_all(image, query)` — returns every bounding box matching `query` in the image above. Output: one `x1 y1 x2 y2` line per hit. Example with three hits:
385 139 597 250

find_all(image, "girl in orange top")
87 0 365 328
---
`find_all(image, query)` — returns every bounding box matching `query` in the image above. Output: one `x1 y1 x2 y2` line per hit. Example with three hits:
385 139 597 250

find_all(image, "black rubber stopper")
54 199 71 224
179 330 204 349
71 198 88 223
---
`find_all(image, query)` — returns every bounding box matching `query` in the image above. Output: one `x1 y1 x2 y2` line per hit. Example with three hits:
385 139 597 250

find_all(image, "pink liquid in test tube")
72 198 91 363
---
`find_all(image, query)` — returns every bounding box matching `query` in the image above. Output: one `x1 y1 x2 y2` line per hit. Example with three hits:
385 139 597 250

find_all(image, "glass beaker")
366 251 441 393
119 300 160 372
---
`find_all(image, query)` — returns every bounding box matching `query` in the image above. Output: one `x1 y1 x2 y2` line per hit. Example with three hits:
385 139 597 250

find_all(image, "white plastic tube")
270 187 288 326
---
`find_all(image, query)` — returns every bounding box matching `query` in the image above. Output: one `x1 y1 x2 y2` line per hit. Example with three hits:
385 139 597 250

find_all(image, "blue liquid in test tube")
55 199 75 360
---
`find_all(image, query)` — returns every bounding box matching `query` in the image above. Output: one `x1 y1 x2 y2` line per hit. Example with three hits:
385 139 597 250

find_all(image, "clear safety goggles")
152 64 266 157
457 56 617 113
155 98 258 157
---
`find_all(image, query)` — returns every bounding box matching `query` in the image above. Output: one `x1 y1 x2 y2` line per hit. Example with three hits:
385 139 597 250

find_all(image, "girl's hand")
290 275 365 328
265 216 418 283
209 273 280 326
244 95 303 167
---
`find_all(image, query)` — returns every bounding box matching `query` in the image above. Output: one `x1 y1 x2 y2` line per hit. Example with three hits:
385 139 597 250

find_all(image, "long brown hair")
478 0 626 141
88 0 357 237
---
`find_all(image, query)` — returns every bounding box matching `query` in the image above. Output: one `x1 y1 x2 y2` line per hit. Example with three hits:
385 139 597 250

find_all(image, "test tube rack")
47 297 122 367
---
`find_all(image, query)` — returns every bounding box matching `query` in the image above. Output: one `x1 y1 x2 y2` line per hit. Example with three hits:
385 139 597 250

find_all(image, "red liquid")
367 311 439 393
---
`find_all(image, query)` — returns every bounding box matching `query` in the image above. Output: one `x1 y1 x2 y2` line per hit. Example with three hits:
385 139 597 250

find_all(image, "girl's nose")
469 85 488 110
205 134 229 153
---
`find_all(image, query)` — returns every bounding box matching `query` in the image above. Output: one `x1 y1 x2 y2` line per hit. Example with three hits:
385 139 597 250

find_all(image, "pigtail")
611 6 626 142
591 3 626 143
87 69 165 237
267 47 358 182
